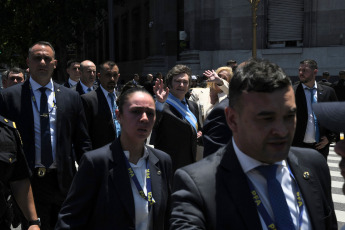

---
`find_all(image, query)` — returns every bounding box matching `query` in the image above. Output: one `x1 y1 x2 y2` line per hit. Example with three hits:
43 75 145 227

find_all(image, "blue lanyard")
29 83 56 115
247 165 304 230
124 155 155 211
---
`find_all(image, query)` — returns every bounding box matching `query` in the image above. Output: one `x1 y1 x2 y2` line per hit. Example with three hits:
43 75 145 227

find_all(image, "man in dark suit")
170 59 337 230
81 61 120 149
202 97 232 158
63 60 80 88
153 64 202 172
292 59 338 158
318 71 332 87
332 70 345 101
72 60 97 95
0 41 92 230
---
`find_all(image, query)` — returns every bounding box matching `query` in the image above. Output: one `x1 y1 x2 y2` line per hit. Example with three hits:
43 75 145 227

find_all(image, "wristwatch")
28 218 41 227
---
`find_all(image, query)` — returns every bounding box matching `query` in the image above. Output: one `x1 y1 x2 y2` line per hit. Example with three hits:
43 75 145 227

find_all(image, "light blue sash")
166 93 198 132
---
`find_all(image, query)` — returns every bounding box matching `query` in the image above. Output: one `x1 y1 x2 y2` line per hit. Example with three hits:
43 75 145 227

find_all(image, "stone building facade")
90 0 345 82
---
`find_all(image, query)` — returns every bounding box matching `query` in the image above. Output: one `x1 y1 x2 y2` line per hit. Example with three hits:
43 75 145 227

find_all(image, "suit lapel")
287 151 323 230
96 88 115 132
54 83 63 145
218 142 262 229
21 81 36 167
147 148 161 230
108 140 135 221
316 83 326 102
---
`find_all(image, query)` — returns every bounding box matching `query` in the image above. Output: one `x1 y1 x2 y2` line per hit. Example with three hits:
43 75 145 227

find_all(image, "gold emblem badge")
303 171 310 180
37 168 46 177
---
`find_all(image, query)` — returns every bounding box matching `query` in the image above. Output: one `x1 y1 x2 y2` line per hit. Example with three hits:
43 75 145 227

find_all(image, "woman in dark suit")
55 87 173 230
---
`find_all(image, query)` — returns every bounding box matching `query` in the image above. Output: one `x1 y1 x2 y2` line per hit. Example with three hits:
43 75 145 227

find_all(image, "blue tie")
257 165 295 230
307 88 320 142
108 93 121 137
87 87 92 92
39 87 53 168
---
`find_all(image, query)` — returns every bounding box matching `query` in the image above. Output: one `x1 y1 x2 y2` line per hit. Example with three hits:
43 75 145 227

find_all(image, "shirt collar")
302 82 317 90
29 77 54 92
80 81 92 92
124 146 149 166
100 85 115 98
68 78 78 86
232 138 285 174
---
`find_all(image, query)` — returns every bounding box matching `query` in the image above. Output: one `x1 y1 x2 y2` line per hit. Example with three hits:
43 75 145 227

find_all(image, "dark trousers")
24 169 65 230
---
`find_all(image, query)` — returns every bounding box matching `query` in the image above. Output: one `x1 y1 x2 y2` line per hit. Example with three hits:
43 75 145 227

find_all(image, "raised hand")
153 79 169 103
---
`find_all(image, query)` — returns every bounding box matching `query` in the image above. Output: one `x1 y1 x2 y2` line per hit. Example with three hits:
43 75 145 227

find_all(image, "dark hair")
66 59 80 68
4 67 24 80
99 61 117 74
300 59 318 70
229 59 291 108
28 41 55 58
166 64 192 88
117 87 153 114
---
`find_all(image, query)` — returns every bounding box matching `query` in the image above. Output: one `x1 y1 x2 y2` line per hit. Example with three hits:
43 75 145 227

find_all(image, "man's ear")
225 106 237 132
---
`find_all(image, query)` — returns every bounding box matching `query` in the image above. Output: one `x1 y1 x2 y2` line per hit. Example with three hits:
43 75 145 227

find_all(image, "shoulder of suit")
0 115 17 129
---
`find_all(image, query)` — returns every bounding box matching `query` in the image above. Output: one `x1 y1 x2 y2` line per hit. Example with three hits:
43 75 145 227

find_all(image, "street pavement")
328 145 345 230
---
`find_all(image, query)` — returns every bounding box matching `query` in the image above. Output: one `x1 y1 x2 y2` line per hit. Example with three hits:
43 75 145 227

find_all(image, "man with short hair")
170 59 337 229
63 60 80 88
318 71 332 87
0 41 92 229
332 70 345 101
143 73 154 96
153 64 202 172
72 60 97 95
81 61 121 149
292 59 338 159
132 73 140 86
2 67 25 88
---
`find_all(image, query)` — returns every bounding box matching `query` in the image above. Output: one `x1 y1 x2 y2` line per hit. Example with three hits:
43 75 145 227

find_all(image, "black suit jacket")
153 99 200 172
81 87 117 149
63 81 71 88
332 79 345 101
0 80 92 194
170 141 337 230
292 83 338 154
56 139 172 230
202 98 232 158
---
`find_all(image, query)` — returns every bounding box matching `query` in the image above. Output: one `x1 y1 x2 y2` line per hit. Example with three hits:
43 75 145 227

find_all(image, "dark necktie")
256 165 295 230
39 87 53 168
87 87 92 92
306 88 320 142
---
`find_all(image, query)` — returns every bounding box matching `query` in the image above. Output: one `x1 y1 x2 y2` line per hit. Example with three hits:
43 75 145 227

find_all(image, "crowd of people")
0 41 344 230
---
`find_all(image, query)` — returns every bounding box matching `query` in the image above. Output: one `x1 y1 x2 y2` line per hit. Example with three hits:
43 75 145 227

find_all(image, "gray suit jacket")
170 140 337 230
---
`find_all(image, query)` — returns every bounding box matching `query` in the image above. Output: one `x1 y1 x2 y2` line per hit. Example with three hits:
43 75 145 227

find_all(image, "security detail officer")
0 115 40 230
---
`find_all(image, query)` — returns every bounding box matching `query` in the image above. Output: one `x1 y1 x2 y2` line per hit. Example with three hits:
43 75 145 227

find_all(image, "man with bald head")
0 41 91 229
72 60 97 95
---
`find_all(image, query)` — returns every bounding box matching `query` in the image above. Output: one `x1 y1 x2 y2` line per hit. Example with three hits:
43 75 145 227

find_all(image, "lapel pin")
303 171 310 180
157 170 161 176
57 89 60 92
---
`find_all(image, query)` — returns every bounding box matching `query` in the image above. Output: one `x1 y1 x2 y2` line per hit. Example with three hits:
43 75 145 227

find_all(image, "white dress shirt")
233 138 311 230
124 147 151 230
302 82 318 143
30 77 57 168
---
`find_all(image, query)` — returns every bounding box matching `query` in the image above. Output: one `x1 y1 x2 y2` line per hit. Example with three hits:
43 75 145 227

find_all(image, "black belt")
34 167 57 177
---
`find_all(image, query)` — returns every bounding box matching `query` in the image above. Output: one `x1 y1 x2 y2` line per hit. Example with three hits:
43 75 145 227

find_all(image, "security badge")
37 167 46 177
